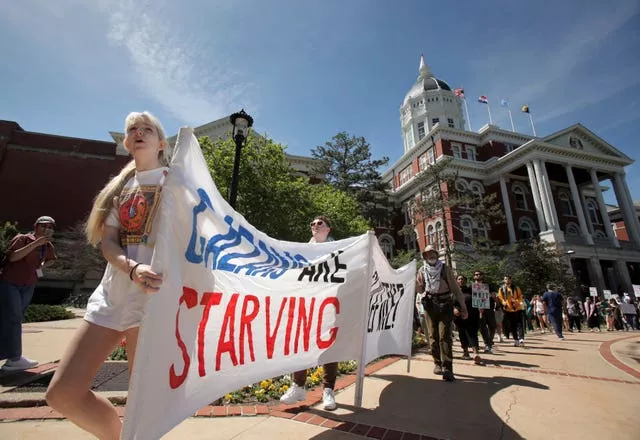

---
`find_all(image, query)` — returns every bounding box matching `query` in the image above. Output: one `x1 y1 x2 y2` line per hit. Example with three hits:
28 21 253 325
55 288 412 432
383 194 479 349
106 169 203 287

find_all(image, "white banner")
121 128 415 440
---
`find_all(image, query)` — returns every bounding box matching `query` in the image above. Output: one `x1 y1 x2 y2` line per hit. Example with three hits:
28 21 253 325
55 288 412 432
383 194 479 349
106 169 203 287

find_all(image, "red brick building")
0 120 129 231
381 56 640 297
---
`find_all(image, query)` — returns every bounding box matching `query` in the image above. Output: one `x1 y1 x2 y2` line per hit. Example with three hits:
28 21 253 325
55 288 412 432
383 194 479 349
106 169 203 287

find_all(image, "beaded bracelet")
129 263 141 281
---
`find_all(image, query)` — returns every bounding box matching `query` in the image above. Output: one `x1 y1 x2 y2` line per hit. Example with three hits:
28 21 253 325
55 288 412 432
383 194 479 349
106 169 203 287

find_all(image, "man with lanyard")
497 275 525 347
416 245 467 381
0 216 57 371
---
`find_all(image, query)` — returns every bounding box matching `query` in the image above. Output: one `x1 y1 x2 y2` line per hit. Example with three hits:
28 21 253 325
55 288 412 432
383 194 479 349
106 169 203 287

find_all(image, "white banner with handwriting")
121 129 415 440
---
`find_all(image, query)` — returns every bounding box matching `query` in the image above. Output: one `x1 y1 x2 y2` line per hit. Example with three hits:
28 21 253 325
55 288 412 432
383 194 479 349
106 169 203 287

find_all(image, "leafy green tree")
311 132 391 225
390 249 419 270
510 238 577 298
199 133 370 242
409 156 506 267
0 220 19 256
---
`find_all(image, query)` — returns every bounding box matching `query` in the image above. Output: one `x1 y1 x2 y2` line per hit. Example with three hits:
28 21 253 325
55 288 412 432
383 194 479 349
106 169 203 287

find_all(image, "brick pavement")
1 326 639 439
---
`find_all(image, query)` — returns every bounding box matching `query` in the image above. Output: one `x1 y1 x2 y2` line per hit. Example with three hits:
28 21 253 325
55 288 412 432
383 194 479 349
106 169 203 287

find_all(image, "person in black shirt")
475 271 497 352
454 275 483 365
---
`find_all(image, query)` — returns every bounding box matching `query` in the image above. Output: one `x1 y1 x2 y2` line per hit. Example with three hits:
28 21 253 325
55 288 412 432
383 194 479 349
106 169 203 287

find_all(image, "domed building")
383 56 640 298
400 56 465 152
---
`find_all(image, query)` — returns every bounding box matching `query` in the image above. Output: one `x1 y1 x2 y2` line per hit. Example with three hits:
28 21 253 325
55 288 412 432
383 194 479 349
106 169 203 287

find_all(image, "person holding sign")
0 216 57 371
416 245 467 382
280 215 339 410
453 275 483 365
475 271 498 351
46 112 169 440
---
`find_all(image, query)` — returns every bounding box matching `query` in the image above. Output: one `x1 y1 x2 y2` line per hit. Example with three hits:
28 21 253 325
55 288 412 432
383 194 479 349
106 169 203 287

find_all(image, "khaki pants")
425 298 454 371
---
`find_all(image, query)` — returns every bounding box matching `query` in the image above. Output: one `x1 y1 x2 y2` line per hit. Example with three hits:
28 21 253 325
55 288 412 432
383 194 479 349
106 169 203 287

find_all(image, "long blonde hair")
85 111 170 246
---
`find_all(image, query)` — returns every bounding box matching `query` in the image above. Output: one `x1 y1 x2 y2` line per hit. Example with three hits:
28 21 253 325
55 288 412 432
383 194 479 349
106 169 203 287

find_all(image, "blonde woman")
46 112 170 439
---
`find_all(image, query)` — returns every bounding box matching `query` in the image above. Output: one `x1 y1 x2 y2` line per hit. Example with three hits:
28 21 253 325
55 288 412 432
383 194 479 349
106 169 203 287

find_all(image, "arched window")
518 217 536 240
475 221 489 240
559 190 574 216
460 217 473 245
587 199 600 224
565 222 580 237
378 235 395 260
455 179 468 193
427 225 435 246
436 222 444 249
512 183 529 210
593 229 606 239
469 181 485 197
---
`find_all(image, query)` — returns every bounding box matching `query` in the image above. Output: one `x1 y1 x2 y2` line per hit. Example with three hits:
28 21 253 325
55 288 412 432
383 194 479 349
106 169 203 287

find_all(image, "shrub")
23 304 75 323
109 338 128 361
106 339 357 404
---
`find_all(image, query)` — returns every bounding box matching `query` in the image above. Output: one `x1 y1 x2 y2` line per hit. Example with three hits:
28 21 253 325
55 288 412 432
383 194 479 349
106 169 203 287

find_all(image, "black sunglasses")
310 220 324 227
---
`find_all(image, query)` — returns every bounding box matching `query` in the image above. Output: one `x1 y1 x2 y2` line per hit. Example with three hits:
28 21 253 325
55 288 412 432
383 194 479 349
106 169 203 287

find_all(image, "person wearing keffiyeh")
416 245 467 382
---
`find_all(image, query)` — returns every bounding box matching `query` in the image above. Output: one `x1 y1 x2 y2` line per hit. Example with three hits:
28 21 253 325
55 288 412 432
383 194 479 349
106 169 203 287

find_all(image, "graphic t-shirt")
85 167 168 331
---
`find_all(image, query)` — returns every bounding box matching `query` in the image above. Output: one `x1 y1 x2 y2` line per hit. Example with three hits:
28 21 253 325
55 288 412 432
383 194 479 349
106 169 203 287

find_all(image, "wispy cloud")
467 1 640 127
100 0 255 125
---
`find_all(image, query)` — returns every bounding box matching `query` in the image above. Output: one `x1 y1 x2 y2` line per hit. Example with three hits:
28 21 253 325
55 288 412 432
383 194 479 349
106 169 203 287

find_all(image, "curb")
0 355 402 413
0 355 449 439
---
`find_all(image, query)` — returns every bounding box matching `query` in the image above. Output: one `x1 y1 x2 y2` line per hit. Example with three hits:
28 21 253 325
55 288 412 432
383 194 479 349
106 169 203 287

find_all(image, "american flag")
478 95 488 104
454 88 465 98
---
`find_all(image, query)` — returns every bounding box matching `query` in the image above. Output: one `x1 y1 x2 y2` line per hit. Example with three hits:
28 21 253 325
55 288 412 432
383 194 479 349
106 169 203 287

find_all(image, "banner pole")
406 295 414 373
354 231 375 407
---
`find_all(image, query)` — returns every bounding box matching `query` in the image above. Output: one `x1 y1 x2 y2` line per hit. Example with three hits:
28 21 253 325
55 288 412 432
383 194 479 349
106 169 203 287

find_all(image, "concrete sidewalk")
1 317 639 439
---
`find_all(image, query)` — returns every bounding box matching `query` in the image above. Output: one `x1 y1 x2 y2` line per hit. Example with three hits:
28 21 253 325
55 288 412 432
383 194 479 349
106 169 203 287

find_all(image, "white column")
616 260 633 296
613 173 640 245
590 257 606 296
539 160 560 229
500 176 517 243
590 169 617 243
527 161 548 231
533 160 555 230
565 165 593 245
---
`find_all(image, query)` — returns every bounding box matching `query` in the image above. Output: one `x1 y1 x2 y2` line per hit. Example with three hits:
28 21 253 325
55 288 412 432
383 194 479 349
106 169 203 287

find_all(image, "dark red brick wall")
0 121 130 231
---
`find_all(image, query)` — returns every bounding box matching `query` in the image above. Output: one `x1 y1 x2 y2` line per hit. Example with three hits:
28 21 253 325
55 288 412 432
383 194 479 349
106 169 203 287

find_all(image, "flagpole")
463 97 472 131
487 102 493 125
529 112 537 136
507 107 515 131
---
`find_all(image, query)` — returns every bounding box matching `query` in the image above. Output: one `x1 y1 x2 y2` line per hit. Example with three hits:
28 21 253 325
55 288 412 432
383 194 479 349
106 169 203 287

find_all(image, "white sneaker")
279 383 306 404
322 387 337 410
518 339 524 347
1 356 39 371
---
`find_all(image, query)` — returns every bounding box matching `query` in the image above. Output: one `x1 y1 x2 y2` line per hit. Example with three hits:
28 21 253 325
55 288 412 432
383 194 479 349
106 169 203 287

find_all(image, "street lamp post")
228 109 254 209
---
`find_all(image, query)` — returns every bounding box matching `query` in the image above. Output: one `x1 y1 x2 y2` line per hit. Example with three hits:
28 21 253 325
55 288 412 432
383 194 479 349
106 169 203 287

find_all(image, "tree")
409 156 506 267
390 249 419 270
510 238 577 298
200 133 370 242
0 220 19 257
311 132 392 225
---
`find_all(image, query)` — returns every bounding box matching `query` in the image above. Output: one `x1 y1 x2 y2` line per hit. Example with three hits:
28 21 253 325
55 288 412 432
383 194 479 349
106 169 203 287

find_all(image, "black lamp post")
228 109 253 208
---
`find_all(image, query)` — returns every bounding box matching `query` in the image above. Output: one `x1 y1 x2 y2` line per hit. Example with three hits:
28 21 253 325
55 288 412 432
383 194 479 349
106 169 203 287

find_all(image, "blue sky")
2 0 639 205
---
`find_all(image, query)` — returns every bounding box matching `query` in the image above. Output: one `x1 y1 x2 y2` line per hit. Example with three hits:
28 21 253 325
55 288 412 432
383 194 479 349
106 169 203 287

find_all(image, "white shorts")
84 264 149 332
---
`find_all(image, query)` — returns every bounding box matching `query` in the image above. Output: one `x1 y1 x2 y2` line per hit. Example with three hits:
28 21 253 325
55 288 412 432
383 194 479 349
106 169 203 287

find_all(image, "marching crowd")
415 245 640 382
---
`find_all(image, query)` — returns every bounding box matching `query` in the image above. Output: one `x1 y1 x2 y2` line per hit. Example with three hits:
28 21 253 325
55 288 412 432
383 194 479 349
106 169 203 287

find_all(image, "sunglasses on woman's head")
310 220 324 227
